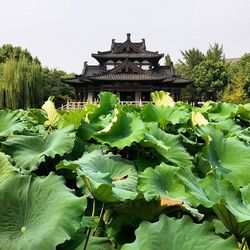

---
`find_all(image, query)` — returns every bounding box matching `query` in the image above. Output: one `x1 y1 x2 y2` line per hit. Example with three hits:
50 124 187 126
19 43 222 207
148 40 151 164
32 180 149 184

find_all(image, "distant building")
62 34 192 103
225 58 240 63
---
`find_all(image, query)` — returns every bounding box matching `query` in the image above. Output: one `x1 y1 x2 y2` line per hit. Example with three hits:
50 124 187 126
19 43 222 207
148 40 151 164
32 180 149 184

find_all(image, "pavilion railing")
59 100 149 110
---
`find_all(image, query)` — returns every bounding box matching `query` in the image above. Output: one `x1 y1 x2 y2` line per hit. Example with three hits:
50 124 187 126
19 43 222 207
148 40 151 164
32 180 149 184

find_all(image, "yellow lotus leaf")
151 91 175 107
42 98 61 127
191 111 208 127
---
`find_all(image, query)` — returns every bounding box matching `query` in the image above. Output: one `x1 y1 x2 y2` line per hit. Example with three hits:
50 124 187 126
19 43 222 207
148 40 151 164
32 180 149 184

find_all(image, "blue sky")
0 0 249 73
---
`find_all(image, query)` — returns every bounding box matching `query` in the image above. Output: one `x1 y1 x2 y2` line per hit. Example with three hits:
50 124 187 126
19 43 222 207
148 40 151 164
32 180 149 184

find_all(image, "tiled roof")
89 74 164 81
92 53 163 59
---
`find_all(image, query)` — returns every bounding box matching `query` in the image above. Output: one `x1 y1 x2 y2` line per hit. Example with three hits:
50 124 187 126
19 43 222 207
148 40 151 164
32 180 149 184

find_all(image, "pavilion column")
135 91 141 102
75 90 79 101
87 91 93 102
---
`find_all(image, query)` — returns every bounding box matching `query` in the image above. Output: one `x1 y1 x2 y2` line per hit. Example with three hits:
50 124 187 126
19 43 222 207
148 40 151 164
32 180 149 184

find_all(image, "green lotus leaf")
138 162 212 208
94 110 145 150
201 126 250 187
63 236 113 250
0 110 27 137
140 103 189 127
58 109 85 129
0 152 17 183
0 172 87 250
27 109 48 126
87 92 119 125
213 204 250 238
214 119 242 135
207 102 238 122
215 184 250 238
121 214 238 250
197 176 250 238
236 103 250 123
2 125 76 172
58 150 138 202
141 123 192 167
138 163 183 200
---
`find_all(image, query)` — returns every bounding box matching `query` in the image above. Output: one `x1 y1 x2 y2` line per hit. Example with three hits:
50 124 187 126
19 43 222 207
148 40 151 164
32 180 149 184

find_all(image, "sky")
0 0 250 73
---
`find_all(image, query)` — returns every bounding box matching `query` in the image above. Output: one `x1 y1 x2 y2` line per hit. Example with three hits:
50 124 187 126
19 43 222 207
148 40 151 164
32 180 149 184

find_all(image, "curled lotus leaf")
191 111 208 126
94 110 145 150
200 126 250 187
151 91 175 107
57 150 138 203
141 123 192 167
42 97 61 127
2 125 76 172
0 110 27 137
0 152 17 183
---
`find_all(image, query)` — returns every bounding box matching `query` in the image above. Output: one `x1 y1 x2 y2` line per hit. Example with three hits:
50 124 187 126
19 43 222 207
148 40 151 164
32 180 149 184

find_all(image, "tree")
41 68 75 107
220 53 250 103
206 43 225 62
0 44 40 64
221 69 248 104
164 54 172 66
0 57 43 109
177 48 205 78
191 60 228 101
176 43 228 103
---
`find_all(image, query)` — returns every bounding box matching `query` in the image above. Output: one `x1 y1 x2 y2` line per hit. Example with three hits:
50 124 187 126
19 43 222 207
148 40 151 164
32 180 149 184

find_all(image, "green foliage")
206 43 225 62
41 67 75 107
0 57 43 109
2 125 76 173
164 54 172 65
221 53 250 103
122 215 238 250
192 60 228 101
0 44 75 109
0 173 86 250
0 44 38 64
0 93 249 249
176 43 250 103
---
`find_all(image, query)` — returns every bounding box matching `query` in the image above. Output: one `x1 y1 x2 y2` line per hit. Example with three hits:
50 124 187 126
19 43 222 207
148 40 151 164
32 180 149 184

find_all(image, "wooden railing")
59 100 149 110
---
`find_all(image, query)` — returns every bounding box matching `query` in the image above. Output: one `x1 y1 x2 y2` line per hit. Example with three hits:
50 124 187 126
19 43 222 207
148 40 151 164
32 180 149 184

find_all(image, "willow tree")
0 57 43 109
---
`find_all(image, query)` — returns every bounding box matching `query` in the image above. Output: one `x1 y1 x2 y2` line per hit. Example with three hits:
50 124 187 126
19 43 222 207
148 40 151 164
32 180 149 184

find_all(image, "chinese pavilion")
62 34 192 103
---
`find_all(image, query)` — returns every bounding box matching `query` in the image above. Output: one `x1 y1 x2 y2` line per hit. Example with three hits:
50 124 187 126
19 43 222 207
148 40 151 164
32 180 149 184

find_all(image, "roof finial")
126 33 131 41
142 38 146 49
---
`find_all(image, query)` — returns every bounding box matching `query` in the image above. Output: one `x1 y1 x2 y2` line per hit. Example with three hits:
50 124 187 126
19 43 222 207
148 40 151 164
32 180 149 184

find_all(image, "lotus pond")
0 92 250 250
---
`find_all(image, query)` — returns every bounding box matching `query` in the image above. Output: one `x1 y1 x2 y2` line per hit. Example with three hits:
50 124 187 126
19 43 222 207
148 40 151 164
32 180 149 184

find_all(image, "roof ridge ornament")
111 39 115 52
126 33 131 41
142 38 146 50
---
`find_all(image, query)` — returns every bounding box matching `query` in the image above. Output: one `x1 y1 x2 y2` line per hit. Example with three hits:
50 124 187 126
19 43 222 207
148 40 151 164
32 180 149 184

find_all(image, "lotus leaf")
0 110 27 137
201 126 250 187
94 110 145 150
151 91 175 107
121 215 238 250
141 123 192 166
0 152 17 183
57 150 138 202
141 103 189 126
2 125 76 172
0 172 86 250
42 97 61 127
